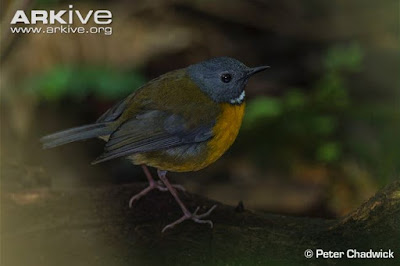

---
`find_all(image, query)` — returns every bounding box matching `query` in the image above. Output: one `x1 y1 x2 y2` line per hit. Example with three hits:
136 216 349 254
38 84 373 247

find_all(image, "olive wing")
92 110 214 164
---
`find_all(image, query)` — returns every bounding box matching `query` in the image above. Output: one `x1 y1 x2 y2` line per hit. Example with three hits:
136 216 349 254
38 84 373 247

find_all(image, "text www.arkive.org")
10 25 112 35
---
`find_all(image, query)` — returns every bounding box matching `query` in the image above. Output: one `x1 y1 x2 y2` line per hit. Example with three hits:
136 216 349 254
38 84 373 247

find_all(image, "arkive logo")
10 5 113 35
11 5 112 25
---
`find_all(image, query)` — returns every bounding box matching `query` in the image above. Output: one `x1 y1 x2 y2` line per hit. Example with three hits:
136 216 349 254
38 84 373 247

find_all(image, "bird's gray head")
187 57 269 104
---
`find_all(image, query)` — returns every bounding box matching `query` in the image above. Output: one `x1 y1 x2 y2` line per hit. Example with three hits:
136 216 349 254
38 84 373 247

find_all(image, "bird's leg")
129 165 185 207
157 169 217 233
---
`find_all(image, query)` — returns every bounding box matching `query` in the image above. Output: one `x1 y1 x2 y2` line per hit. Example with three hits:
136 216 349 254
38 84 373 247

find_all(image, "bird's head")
187 57 269 104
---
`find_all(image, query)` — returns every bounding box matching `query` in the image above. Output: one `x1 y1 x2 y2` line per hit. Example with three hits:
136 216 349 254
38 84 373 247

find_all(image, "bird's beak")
246 65 270 77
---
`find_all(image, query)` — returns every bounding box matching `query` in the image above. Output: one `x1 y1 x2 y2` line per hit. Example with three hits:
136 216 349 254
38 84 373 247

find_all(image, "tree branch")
2 180 399 265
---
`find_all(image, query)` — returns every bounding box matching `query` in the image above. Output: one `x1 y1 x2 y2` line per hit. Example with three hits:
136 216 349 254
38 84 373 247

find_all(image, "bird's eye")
220 73 232 83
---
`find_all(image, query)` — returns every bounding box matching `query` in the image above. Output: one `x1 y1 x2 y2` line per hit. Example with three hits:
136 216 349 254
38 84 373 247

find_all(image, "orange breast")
203 102 246 166
130 102 245 172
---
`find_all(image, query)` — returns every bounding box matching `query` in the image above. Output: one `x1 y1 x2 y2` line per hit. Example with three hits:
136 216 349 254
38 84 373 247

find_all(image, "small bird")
41 57 269 232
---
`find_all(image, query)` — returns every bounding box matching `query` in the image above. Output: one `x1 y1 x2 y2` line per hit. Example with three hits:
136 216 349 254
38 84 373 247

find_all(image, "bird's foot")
162 205 217 233
129 181 185 208
155 180 186 192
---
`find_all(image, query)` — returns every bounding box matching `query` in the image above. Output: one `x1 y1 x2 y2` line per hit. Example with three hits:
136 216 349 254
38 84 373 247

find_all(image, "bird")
41 57 269 232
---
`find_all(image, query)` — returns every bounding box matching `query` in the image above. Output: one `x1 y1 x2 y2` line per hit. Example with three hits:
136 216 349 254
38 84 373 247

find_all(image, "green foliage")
27 66 146 101
314 73 349 109
243 97 282 127
242 42 398 182
324 43 363 72
242 43 364 165
316 142 341 163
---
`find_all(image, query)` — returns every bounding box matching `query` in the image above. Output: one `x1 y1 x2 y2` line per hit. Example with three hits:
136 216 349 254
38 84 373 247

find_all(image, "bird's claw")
162 205 217 233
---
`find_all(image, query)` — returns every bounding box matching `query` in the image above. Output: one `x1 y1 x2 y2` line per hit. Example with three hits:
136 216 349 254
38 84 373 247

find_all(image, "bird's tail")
40 123 113 149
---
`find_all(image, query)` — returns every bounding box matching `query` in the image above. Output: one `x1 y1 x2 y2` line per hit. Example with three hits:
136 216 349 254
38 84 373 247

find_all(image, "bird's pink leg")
157 169 217 233
129 165 185 207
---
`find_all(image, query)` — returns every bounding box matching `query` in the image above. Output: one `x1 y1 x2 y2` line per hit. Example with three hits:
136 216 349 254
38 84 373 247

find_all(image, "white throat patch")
230 90 245 105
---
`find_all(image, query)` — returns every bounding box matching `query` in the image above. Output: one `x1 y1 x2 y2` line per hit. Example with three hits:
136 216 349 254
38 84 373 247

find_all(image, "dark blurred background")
1 0 399 219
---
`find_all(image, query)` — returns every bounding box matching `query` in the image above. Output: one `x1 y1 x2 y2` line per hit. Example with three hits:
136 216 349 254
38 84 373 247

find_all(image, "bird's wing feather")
92 69 220 164
96 93 136 123
92 110 214 164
